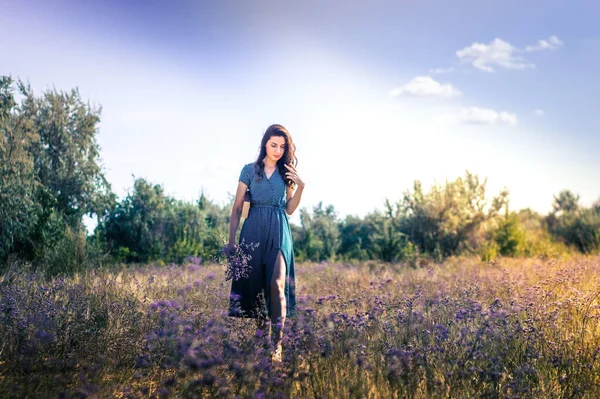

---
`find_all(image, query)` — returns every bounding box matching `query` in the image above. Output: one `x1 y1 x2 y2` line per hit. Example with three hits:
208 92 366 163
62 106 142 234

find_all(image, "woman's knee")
271 252 286 291
270 278 285 296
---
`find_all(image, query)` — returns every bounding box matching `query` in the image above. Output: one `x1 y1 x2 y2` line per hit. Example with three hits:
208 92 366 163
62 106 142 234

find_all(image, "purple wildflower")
219 239 259 281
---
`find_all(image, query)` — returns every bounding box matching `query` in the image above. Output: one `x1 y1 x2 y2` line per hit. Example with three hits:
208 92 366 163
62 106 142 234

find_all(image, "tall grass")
1 255 599 398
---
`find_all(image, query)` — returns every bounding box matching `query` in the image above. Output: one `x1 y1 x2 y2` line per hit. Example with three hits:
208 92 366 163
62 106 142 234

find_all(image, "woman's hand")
284 163 305 189
222 243 236 257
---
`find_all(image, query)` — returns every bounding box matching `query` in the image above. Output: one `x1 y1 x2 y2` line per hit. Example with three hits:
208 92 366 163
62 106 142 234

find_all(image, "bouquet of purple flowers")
219 239 260 281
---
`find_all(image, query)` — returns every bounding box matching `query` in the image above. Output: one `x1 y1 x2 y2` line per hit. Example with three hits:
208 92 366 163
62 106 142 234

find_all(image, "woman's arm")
229 181 248 246
286 184 304 215
284 163 305 216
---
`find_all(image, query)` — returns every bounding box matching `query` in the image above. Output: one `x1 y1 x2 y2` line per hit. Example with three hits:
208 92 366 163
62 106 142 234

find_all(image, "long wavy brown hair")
254 124 298 188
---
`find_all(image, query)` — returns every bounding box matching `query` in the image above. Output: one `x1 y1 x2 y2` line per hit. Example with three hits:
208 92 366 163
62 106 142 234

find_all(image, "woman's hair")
254 124 298 188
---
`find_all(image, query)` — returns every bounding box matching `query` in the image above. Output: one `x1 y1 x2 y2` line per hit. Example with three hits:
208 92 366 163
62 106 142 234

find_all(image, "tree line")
2 77 599 275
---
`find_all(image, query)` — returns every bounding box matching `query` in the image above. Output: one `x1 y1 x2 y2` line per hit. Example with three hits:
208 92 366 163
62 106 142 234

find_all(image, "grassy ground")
1 255 599 398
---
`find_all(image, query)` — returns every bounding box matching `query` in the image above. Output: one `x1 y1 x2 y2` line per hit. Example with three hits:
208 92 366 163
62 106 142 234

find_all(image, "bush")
547 191 600 253
493 212 526 257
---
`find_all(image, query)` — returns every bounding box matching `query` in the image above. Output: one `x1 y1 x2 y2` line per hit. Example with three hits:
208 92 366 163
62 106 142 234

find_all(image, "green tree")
552 190 580 214
371 217 412 262
338 214 374 261
98 178 231 263
1 76 113 273
290 223 307 262
0 76 39 262
18 80 113 229
100 178 170 262
493 208 525 257
296 202 340 262
395 171 508 258
547 191 600 253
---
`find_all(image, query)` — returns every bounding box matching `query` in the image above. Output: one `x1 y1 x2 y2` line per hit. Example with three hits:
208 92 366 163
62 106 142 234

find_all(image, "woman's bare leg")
270 251 287 360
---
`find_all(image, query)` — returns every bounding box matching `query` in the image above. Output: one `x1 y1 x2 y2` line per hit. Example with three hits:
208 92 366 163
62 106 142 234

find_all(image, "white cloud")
456 36 562 72
534 109 546 116
525 36 563 52
389 76 462 99
459 106 517 126
456 38 533 72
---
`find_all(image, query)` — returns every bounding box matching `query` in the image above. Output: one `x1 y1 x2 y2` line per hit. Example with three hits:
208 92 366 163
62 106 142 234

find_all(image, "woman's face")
265 135 286 163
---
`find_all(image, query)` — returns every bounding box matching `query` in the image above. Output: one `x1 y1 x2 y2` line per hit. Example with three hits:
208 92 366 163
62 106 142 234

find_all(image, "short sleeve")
238 163 254 186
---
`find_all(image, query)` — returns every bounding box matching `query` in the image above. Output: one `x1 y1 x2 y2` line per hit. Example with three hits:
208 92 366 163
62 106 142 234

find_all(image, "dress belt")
251 203 286 210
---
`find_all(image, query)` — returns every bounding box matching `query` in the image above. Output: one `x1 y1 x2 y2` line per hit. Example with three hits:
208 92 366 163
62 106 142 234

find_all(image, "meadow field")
1 255 599 398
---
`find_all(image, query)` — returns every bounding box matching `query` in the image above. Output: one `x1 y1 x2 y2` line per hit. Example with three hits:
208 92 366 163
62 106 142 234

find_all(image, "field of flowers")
1 255 599 398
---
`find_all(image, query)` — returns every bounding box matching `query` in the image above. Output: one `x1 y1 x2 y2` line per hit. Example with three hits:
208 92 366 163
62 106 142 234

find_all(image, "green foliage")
547 190 600 253
98 178 230 263
0 76 112 274
100 178 170 262
482 207 572 261
516 208 569 258
0 76 39 263
393 171 508 258
295 202 340 262
368 209 415 263
290 223 306 262
552 190 580 214
338 214 374 261
166 198 229 263
3 76 599 270
493 210 526 257
17 79 114 228
479 241 499 262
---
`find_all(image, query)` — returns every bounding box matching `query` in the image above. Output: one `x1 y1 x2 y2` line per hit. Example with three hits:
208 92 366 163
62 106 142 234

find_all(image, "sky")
2 0 599 228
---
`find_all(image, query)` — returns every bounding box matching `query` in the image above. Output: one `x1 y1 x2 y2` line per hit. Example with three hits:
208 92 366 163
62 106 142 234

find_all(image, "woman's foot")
272 343 283 363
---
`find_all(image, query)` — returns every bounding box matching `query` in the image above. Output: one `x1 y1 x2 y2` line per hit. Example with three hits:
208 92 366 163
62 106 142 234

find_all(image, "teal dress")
229 162 297 319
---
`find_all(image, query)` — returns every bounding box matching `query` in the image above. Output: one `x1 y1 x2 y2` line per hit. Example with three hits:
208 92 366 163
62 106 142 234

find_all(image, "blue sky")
2 0 599 227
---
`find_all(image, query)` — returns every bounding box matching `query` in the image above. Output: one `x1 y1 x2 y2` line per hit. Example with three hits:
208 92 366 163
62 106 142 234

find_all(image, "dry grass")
1 255 599 398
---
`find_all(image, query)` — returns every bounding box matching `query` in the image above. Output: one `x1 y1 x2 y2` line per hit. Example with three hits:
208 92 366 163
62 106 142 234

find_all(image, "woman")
226 124 305 362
